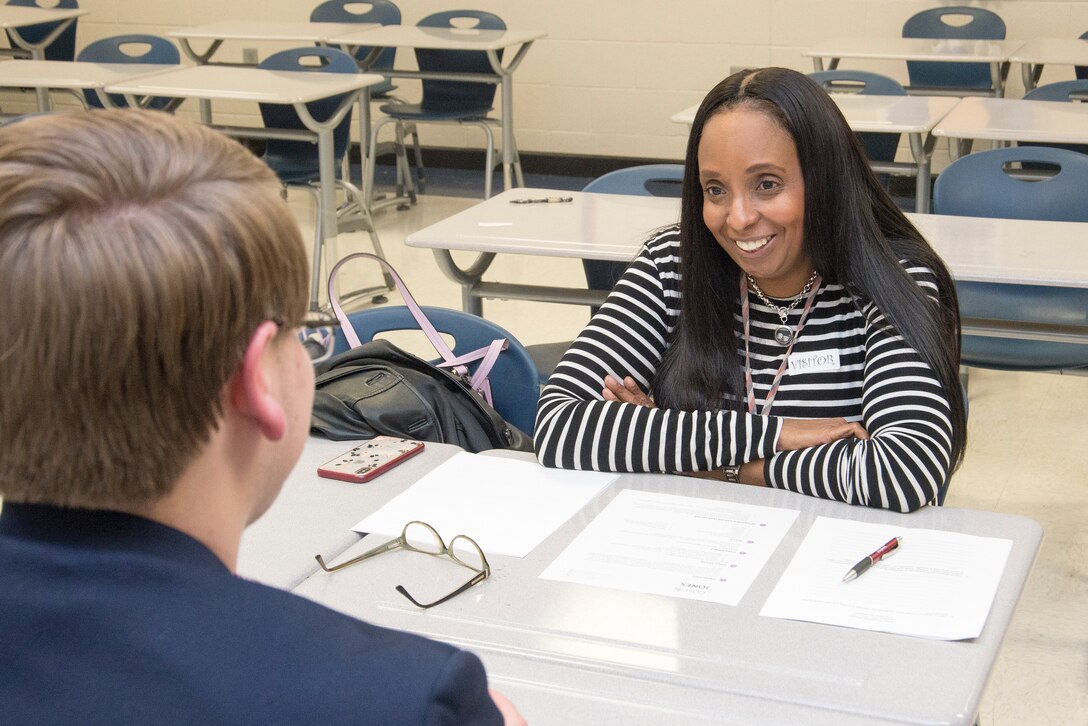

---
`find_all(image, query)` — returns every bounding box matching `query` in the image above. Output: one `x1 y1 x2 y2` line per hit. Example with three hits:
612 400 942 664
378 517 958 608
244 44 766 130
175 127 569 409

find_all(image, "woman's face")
698 105 811 297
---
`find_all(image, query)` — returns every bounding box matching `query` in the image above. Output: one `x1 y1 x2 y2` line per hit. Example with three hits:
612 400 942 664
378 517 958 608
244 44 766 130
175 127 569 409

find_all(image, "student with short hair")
535 68 965 513
0 109 522 725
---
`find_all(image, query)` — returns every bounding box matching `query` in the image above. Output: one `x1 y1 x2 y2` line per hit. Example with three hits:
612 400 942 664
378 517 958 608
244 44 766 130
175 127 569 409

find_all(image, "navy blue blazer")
0 503 502 725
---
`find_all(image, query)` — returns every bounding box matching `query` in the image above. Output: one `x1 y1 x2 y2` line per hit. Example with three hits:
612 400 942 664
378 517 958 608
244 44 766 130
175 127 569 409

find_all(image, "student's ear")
228 321 287 441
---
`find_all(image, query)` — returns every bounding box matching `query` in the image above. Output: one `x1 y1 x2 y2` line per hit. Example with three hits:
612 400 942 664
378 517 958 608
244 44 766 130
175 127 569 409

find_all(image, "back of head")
0 109 309 508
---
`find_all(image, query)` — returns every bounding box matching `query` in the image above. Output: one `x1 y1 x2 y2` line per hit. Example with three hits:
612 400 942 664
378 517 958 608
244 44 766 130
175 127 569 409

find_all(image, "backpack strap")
325 252 506 405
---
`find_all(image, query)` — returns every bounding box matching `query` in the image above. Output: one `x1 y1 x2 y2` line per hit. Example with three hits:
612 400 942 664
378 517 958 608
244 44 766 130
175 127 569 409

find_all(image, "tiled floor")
319 185 1088 725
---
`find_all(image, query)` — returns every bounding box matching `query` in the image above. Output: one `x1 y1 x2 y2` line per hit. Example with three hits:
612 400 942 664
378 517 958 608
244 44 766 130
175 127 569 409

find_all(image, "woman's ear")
228 321 287 441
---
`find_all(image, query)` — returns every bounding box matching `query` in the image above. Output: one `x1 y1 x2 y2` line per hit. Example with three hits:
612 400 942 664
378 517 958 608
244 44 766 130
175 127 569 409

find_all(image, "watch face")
722 466 741 483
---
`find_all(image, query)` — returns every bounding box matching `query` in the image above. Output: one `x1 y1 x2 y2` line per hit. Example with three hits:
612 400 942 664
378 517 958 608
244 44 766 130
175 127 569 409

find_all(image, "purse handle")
326 253 507 405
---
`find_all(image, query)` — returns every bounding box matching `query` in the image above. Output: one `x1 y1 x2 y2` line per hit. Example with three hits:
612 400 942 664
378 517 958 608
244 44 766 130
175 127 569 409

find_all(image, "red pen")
842 536 902 582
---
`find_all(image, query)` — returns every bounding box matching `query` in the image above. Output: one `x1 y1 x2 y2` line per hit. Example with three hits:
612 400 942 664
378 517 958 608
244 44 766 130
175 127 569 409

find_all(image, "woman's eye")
756 179 780 192
704 185 725 197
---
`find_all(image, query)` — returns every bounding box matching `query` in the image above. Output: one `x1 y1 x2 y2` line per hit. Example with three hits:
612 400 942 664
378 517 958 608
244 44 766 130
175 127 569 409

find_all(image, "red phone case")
317 437 425 483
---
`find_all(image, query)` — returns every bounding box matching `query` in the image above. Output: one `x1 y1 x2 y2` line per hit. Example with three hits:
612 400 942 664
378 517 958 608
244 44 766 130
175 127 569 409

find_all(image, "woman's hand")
777 417 868 451
602 375 656 408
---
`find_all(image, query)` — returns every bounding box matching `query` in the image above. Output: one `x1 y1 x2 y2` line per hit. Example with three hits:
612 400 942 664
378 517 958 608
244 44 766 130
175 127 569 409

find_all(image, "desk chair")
329 306 540 435
4 0 77 61
808 70 906 168
1020 80 1088 157
75 34 179 109
933 146 1088 372
369 9 523 201
525 164 685 384
257 47 392 308
311 0 422 202
902 6 1005 94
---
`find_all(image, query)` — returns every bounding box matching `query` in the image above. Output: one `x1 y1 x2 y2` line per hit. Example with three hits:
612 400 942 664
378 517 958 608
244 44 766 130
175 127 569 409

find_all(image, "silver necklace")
746 271 819 345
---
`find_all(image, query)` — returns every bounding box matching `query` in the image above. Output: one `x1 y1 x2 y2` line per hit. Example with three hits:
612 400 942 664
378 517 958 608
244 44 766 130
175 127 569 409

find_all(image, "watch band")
721 465 741 483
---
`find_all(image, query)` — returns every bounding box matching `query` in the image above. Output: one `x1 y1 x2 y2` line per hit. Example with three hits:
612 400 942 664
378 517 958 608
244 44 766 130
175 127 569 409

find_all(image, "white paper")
760 516 1013 640
353 452 616 558
539 490 800 606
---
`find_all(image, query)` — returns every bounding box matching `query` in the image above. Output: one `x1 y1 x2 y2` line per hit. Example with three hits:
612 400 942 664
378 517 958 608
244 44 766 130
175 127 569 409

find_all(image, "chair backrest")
415 10 505 114
1021 79 1088 157
1077 31 1088 80
934 146 1088 373
902 6 1005 91
5 0 78 61
330 306 540 435
932 146 1088 222
808 70 906 163
580 164 684 293
310 0 399 95
75 34 179 109
257 47 358 181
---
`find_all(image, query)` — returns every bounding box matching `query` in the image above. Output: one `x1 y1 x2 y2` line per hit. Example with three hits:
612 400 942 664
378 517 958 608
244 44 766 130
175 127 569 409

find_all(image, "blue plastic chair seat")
378 102 493 121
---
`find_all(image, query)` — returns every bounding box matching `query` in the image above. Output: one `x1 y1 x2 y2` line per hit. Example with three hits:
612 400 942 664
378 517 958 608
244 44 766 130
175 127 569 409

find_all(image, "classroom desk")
932 95 1088 159
1010 37 1088 91
240 437 1042 725
405 188 1088 345
330 25 546 194
167 20 377 65
671 94 960 212
0 59 180 112
803 37 1023 97
106 65 384 312
0 5 88 110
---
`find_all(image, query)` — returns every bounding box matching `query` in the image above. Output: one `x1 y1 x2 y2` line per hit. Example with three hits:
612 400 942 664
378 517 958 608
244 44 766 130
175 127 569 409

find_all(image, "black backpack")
311 339 532 453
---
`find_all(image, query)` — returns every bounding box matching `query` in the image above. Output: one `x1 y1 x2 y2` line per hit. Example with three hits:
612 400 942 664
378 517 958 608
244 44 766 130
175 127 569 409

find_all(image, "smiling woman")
533 67 966 513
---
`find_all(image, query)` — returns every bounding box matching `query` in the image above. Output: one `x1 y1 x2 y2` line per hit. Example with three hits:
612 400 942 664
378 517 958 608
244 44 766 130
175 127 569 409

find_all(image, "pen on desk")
842 536 901 583
509 196 573 204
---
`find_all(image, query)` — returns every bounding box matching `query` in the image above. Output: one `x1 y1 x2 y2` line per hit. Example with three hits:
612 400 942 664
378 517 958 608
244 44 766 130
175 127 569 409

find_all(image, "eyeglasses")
315 520 490 609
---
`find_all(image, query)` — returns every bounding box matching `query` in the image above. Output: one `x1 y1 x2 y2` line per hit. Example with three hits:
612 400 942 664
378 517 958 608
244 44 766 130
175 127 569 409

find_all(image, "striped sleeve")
533 227 781 473
765 266 954 512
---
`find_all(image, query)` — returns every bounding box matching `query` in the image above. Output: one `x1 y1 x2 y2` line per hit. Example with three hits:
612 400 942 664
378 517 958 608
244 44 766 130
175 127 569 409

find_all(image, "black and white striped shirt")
534 226 954 512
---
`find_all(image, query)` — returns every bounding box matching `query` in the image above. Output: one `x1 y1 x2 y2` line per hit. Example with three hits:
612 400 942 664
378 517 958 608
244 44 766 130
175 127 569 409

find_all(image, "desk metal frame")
0 6 87 110
804 37 1023 98
330 25 544 198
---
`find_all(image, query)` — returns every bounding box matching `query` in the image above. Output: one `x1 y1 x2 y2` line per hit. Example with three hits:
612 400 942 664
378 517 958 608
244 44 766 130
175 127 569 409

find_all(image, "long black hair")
653 67 966 472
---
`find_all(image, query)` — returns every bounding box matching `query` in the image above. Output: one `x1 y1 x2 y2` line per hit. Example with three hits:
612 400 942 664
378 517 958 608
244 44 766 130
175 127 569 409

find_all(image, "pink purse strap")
326 252 506 405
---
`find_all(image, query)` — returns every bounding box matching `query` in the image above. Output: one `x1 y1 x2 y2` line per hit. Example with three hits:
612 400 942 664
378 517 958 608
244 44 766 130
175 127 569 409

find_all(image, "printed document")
539 490 800 606
760 516 1012 640
353 452 615 558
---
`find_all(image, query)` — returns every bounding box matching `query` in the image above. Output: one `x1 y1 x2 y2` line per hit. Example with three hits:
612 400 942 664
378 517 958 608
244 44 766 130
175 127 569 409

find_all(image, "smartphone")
317 437 426 483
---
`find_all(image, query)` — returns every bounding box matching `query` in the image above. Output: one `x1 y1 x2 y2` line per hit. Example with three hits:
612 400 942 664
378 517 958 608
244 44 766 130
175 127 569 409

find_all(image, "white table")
804 37 1024 97
240 437 1042 725
1010 37 1088 91
672 94 960 213
106 65 384 311
931 96 1088 158
0 59 180 112
331 25 546 195
168 20 378 65
406 188 1088 345
0 5 87 109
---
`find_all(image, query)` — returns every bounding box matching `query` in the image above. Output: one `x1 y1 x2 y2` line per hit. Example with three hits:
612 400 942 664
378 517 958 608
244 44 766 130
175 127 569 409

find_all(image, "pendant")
774 325 794 346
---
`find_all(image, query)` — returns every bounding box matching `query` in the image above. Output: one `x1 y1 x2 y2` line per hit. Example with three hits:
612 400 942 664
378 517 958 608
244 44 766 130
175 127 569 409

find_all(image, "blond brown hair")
0 109 308 507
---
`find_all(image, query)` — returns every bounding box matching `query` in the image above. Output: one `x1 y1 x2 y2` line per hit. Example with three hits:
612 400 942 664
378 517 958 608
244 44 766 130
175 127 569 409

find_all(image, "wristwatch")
721 465 741 483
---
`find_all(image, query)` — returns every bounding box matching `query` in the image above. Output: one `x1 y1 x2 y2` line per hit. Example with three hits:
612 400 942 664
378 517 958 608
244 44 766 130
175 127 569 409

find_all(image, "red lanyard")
740 274 823 415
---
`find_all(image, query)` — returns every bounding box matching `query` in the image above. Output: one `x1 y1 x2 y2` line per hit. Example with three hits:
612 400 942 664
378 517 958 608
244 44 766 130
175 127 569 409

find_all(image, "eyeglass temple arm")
315 537 404 572
395 570 489 609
